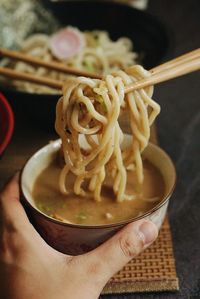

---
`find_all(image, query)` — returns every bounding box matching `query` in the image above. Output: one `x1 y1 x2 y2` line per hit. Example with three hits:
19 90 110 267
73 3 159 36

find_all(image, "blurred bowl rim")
0 93 14 155
20 137 176 230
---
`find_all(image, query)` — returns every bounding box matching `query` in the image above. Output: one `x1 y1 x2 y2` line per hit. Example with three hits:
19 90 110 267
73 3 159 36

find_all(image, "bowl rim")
0 0 171 97
20 139 176 229
0 93 14 155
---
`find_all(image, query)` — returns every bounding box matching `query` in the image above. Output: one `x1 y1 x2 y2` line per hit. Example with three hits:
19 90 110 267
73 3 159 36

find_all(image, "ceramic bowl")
20 135 176 255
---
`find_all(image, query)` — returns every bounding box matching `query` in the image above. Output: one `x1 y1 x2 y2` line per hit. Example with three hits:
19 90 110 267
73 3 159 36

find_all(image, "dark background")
0 0 199 298
104 0 200 298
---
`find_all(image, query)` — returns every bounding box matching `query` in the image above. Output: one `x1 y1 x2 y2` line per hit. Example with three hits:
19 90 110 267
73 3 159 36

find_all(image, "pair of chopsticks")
0 47 199 93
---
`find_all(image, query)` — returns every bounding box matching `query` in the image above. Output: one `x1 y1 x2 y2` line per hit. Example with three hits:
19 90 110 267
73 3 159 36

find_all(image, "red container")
0 93 14 155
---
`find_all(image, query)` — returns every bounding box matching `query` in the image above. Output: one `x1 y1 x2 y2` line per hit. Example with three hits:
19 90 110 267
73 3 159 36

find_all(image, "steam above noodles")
55 65 160 202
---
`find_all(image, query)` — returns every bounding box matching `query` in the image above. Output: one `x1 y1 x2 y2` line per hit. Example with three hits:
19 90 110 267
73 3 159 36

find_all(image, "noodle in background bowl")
0 0 171 131
20 135 176 255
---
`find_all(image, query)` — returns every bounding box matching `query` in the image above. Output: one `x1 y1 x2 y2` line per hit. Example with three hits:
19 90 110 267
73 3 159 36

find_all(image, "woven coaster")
102 217 179 294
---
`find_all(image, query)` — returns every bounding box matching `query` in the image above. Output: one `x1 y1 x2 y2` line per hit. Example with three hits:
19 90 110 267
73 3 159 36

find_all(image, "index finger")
0 172 30 229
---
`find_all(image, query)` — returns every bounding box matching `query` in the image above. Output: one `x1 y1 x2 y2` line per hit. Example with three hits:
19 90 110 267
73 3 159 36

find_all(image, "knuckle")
4 219 19 234
0 231 12 262
119 232 144 259
0 229 27 263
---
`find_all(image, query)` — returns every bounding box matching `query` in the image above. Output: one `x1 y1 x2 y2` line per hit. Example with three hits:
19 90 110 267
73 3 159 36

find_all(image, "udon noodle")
55 65 160 202
1 27 137 94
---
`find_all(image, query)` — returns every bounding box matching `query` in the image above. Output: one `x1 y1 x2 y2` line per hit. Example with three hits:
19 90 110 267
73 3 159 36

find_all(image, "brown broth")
33 157 165 225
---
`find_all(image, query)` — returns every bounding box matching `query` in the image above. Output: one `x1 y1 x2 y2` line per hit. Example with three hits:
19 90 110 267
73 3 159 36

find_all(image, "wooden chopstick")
124 48 200 93
0 47 102 80
0 48 199 92
150 48 200 73
0 66 63 89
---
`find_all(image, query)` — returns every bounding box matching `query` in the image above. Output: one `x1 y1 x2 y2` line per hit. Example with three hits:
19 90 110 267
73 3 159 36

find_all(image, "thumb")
80 219 158 287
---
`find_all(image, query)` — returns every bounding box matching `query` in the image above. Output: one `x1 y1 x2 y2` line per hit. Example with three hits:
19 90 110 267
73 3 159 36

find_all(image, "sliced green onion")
76 211 88 221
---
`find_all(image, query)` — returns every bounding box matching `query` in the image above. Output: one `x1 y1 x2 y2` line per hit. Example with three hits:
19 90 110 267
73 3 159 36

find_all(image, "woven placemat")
102 218 179 294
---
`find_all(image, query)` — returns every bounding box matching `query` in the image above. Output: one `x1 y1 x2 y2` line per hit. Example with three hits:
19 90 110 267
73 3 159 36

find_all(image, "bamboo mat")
103 218 179 294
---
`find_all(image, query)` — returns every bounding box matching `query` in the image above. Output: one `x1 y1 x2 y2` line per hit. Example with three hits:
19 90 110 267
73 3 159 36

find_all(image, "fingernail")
138 221 158 245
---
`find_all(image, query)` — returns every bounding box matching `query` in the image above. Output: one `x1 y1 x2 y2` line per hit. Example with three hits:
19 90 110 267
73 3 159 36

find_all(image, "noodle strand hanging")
55 65 160 202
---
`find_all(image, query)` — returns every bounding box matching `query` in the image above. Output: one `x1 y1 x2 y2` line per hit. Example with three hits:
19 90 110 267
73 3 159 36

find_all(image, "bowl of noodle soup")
20 63 176 255
0 0 170 130
21 135 176 255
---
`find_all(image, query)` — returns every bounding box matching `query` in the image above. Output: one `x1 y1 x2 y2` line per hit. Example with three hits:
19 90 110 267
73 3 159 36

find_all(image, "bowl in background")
1 1 171 131
0 93 14 156
20 135 176 255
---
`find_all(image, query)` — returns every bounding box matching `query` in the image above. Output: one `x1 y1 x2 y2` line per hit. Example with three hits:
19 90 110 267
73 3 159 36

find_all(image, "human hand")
0 173 158 299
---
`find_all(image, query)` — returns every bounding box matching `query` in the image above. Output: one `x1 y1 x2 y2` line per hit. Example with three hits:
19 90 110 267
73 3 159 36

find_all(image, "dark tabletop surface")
0 0 200 298
104 0 200 298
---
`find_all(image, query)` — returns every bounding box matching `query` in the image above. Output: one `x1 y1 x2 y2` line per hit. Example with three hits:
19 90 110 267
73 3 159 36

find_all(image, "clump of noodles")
0 29 137 94
55 65 160 202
